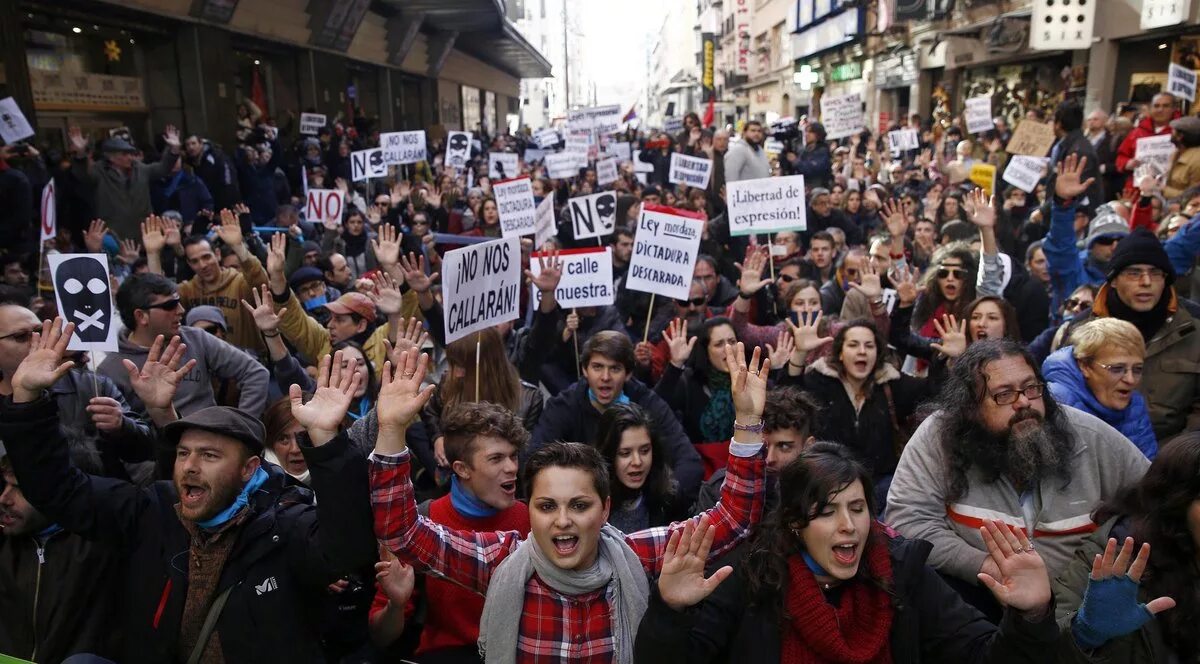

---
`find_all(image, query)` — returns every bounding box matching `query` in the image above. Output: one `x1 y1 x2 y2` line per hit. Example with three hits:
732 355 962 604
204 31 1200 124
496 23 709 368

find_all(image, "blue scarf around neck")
197 466 269 530
587 388 630 408
450 475 499 518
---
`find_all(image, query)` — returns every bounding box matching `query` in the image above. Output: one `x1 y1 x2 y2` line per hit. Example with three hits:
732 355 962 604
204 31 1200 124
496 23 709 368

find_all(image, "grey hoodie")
97 325 269 418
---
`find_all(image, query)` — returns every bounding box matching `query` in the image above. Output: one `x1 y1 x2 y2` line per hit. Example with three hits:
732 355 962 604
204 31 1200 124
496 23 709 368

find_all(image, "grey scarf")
478 524 649 664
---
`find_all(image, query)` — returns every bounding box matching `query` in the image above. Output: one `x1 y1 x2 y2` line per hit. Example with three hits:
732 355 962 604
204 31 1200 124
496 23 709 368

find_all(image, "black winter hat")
163 406 265 454
1106 228 1175 285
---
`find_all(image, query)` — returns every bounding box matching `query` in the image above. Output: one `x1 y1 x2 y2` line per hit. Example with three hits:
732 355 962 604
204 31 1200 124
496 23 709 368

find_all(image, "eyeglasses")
1063 298 1092 311
1091 361 1144 380
140 297 182 312
989 383 1046 405
778 274 798 283
1118 267 1166 281
1092 236 1121 247
676 297 707 307
937 267 968 280
0 328 37 343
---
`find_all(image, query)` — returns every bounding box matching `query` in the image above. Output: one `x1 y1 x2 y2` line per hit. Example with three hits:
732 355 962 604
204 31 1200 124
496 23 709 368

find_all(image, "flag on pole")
40 180 56 242
622 104 637 123
702 97 715 128
251 66 269 118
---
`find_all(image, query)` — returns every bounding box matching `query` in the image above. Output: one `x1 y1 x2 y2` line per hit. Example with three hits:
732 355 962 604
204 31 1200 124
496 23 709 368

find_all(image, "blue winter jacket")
1042 347 1157 459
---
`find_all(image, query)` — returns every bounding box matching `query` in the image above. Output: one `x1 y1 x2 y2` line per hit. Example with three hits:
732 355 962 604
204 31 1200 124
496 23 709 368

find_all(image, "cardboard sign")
964 96 993 134
626 205 704 301
441 237 521 344
1168 63 1197 103
668 153 713 188
596 157 619 187
534 128 560 149
888 128 920 153
1135 134 1176 177
493 177 537 238
49 253 118 351
299 113 326 135
350 148 387 182
534 195 557 249
568 105 622 135
605 141 632 163
530 247 615 309
969 163 997 196
567 191 619 240
820 92 863 140
40 180 56 243
380 131 427 165
0 97 34 143
488 153 519 180
1031 0 1095 50
545 151 579 179
305 189 345 225
445 131 471 169
1006 120 1056 157
726 175 807 237
1002 156 1049 193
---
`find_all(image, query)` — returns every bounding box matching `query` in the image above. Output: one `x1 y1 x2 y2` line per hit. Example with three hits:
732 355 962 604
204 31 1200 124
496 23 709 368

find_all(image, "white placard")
820 92 863 140
530 247 615 309
40 180 56 243
534 195 557 249
493 177 537 238
534 128 560 149
1031 0 1096 50
568 105 622 135
1001 156 1049 194
964 96 993 134
489 153 519 180
664 117 684 134
524 148 546 163
350 148 387 182
726 175 808 237
1168 63 1197 103
626 206 703 301
1142 0 1189 29
299 113 326 135
668 153 713 188
632 150 655 173
888 128 920 153
567 191 619 240
380 131 427 165
596 157 619 187
446 131 471 170
49 253 118 351
0 97 34 143
604 141 632 163
441 237 521 344
566 131 591 168
1135 134 1176 177
545 152 579 179
765 139 785 155
305 189 345 225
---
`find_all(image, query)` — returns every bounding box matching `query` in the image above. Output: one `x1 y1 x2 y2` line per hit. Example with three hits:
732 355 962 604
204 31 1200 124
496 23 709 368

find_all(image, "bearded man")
887 338 1148 619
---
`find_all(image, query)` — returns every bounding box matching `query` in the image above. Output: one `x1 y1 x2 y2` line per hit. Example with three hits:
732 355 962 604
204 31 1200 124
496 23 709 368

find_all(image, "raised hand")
893 266 922 307
289 351 363 444
787 311 833 354
398 252 439 293
881 199 908 239
334 177 349 193
976 519 1051 614
657 516 734 611
930 314 967 358
163 217 183 249
367 271 406 316
241 284 285 333
375 557 416 606
735 245 770 295
765 327 795 370
726 341 768 419
233 202 251 217
384 319 429 359
1055 153 1095 201
525 249 563 294
376 350 436 432
663 318 697 369
215 208 244 247
266 232 288 279
11 318 76 402
68 126 89 154
84 219 109 254
141 216 166 255
849 260 882 301
86 397 126 432
1071 537 1176 649
370 223 402 268
162 125 181 150
117 238 142 265
121 335 197 411
965 188 996 228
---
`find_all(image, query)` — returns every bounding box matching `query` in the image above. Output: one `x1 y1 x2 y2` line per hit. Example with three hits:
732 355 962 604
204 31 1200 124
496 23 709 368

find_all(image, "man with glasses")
97 273 268 417
888 338 1148 620
692 255 738 308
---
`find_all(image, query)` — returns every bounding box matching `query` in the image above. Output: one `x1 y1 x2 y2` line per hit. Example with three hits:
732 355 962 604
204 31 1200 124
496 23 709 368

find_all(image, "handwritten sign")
626 205 704 301
1001 156 1049 193
534 128 560 149
568 191 619 240
668 153 713 188
489 153 519 180
820 92 864 140
727 175 807 236
1135 134 1176 178
1168 63 1196 103
380 131 427 165
534 195 557 249
545 152 579 179
493 177 537 238
970 163 996 196
596 157 619 187
604 141 632 163
530 247 615 309
1006 120 1056 157
305 189 345 225
299 113 326 135
441 237 521 344
888 128 919 154
0 97 34 143
350 148 387 182
964 96 993 134
568 105 622 135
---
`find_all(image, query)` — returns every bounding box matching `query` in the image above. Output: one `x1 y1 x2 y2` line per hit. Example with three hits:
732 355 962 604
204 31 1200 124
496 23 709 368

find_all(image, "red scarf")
915 302 947 373
781 528 894 664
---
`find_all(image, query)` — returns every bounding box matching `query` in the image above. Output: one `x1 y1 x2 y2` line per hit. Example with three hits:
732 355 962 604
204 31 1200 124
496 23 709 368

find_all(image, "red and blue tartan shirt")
369 440 765 663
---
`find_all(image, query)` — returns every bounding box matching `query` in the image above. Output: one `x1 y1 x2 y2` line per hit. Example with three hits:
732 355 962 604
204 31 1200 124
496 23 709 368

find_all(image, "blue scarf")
38 523 63 539
347 397 371 422
302 293 328 311
802 550 830 577
450 475 498 518
587 388 630 408
1041 347 1158 459
198 466 269 530
162 169 186 199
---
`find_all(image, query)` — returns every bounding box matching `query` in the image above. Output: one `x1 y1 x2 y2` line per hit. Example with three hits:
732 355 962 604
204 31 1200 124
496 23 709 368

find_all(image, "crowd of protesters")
0 88 1198 664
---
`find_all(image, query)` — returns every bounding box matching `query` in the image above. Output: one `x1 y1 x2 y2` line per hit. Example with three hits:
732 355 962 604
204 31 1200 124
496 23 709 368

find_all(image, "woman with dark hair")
676 112 704 156
595 402 685 532
890 295 1016 373
320 208 377 278
635 442 1091 662
790 122 832 189
902 243 977 376
462 196 502 239
935 191 970 228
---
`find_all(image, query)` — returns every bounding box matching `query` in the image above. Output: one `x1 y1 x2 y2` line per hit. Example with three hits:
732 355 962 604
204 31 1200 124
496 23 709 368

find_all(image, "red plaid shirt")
370 442 765 663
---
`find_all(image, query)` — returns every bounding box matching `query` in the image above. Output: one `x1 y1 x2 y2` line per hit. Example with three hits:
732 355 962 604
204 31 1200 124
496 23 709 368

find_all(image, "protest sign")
524 148 546 163
970 163 996 195
632 150 655 173
820 92 863 140
888 128 919 153
305 189 345 225
299 113 326 135
534 195 557 248
726 175 807 236
545 151 579 179
380 131 427 165
446 131 471 169
530 247 615 309
566 131 591 168
626 205 704 301
1135 134 1176 177
964 96 993 134
40 179 56 243
568 105 622 135
1001 156 1049 193
604 141 632 163
596 157 619 187
493 177 537 238
1168 63 1197 102
350 148 387 182
765 138 785 155
567 191 619 240
1006 120 1056 157
441 237 521 344
49 253 118 351
0 97 34 143
668 153 713 188
533 128 560 149
489 153 519 180
664 117 684 134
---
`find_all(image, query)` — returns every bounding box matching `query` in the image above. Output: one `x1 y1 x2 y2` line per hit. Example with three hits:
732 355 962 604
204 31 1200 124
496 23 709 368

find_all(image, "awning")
941 8 1032 36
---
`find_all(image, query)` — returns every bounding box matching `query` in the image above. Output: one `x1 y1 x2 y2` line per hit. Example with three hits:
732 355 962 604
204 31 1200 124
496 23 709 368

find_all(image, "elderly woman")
1042 317 1156 458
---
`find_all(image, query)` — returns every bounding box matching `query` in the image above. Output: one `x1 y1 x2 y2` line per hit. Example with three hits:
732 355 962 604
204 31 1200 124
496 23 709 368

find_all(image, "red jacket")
1115 116 1176 191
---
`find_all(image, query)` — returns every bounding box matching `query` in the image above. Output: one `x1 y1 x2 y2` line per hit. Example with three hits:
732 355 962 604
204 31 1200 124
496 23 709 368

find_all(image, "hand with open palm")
241 284 285 333
787 310 833 355
10 318 77 403
976 519 1051 614
657 516 734 611
399 252 439 294
376 350 436 450
663 318 697 369
1055 153 1096 201
122 335 197 412
727 341 768 420
289 351 362 445
930 314 967 358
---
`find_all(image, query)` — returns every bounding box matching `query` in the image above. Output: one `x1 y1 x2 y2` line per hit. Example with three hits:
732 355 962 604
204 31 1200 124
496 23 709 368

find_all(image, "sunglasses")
676 297 707 307
1064 297 1091 311
778 274 798 283
1091 236 1121 246
936 267 968 280
140 297 182 312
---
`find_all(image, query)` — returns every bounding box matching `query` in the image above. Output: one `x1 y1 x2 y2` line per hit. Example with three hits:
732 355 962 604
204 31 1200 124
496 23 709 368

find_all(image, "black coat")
1049 130 1104 213
187 145 242 211
0 396 372 664
634 535 1062 663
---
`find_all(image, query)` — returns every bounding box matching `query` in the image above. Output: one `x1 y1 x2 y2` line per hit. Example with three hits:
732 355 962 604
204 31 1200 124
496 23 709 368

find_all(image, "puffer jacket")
1042 347 1157 459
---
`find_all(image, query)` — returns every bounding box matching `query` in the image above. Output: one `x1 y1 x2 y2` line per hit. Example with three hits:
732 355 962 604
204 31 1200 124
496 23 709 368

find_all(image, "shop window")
483 91 497 137
462 85 481 133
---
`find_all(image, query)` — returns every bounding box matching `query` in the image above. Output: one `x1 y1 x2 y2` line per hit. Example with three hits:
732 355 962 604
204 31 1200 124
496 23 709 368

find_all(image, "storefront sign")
791 9 862 60
875 51 918 89
701 32 716 102
829 62 862 83
736 0 753 77
1031 0 1096 51
1142 0 1192 30
30 69 145 111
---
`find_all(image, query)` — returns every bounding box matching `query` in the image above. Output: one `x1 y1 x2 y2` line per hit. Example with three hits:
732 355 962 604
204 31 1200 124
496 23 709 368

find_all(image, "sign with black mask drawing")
48 253 118 351
446 131 471 170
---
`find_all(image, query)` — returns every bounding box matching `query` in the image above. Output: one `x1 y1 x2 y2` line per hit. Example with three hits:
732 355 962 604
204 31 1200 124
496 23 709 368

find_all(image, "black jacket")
1050 129 1104 213
529 377 704 500
0 396 373 664
50 368 157 483
634 535 1062 663
187 144 242 211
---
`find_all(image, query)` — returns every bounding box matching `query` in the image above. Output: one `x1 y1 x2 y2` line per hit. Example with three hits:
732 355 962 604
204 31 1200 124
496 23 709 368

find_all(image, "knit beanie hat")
1106 228 1175 284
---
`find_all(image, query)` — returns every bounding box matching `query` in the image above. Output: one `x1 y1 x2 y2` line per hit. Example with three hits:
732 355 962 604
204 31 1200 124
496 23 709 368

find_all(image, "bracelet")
738 290 756 300
733 418 765 433
788 359 804 368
